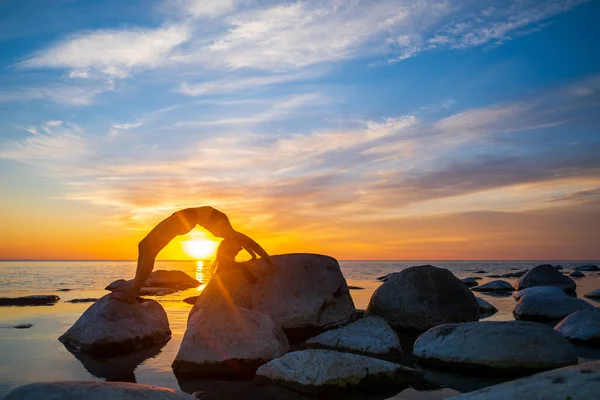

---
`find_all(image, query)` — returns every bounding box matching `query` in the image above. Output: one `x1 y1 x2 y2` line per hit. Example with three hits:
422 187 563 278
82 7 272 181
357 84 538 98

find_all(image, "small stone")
569 271 585 277
14 323 33 329
0 295 60 306
183 296 199 305
574 264 599 271
348 286 365 290
67 298 98 303
461 277 479 287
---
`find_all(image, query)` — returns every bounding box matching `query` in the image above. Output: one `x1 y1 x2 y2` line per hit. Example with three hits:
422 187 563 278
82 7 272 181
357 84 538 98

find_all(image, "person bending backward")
113 206 275 303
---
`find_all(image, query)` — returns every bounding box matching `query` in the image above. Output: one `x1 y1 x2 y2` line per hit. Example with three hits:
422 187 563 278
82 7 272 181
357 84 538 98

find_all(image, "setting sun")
182 239 219 260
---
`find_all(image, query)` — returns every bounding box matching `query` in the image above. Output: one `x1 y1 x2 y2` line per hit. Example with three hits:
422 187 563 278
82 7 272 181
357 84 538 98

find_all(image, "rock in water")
461 277 479 287
512 286 566 301
191 254 355 341
305 316 401 360
366 265 479 332
476 297 498 317
67 298 98 303
555 308 600 347
13 324 33 329
255 349 424 395
173 304 289 377
570 271 585 277
0 295 59 306
145 270 200 289
446 361 600 400
59 294 171 355
4 381 196 400
513 289 592 322
575 264 599 271
516 264 576 292
471 280 514 293
183 296 199 305
413 321 577 375
584 288 600 300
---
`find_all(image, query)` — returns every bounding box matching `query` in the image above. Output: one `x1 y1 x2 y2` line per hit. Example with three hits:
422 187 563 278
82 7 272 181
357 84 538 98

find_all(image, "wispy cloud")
0 80 114 106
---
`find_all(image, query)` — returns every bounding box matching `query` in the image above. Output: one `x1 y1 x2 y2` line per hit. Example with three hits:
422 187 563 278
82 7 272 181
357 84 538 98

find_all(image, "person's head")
216 238 243 261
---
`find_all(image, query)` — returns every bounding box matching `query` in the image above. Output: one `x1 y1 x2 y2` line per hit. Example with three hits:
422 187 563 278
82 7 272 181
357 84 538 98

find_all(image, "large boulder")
584 288 600 300
4 381 195 400
58 294 171 355
105 270 200 292
512 286 566 301
446 361 600 400
366 265 479 332
173 303 289 378
516 264 576 292
555 308 600 347
513 289 593 322
413 321 577 375
190 254 355 341
471 280 514 293
0 295 59 306
305 316 401 360
575 264 599 271
255 349 424 395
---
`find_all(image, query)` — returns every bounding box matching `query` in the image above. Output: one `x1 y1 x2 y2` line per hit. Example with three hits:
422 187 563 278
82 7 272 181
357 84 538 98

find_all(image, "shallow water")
1 260 599 398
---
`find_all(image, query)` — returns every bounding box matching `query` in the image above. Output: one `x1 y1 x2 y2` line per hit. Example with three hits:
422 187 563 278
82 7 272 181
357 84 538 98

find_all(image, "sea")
1 260 599 399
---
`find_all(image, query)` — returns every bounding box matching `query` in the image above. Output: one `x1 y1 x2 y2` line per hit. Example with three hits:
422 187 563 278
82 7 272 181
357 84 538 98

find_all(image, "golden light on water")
196 260 209 291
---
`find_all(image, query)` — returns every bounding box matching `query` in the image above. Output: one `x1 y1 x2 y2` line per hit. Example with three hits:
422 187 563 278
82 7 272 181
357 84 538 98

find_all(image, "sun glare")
182 239 219 260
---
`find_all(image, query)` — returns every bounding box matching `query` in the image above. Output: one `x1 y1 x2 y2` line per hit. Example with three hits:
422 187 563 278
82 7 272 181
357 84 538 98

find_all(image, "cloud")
0 80 114 106
172 0 241 18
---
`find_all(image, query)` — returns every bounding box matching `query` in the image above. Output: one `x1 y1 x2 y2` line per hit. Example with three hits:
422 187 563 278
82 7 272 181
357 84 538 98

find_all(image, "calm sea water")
1 259 599 399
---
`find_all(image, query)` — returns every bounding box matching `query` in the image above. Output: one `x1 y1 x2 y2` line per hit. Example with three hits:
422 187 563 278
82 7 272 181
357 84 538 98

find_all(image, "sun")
182 238 219 260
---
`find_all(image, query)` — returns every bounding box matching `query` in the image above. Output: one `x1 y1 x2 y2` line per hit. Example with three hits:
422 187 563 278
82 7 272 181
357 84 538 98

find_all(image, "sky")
0 0 599 261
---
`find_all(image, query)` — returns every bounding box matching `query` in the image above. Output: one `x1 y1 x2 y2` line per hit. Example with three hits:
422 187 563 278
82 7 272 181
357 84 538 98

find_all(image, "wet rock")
183 296 199 305
413 321 577 375
366 265 479 333
14 323 33 329
570 271 585 277
191 254 355 342
67 298 98 303
57 288 72 292
173 304 289 378
306 316 402 360
0 295 60 306
476 297 498 317
446 361 600 399
105 270 200 292
348 286 365 290
516 264 576 292
471 280 514 293
512 286 566 301
584 288 600 300
575 264 599 271
59 294 171 355
461 277 479 287
513 289 592 322
255 349 424 395
555 308 600 347
4 381 195 400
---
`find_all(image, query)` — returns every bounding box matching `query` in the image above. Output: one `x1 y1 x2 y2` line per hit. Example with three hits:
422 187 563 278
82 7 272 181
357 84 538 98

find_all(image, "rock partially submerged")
513 289 592 322
584 288 600 300
500 270 528 278
0 295 59 306
461 277 479 287
255 349 424 395
555 308 600 347
173 304 289 378
183 295 199 305
446 361 600 399
476 297 498 317
4 381 195 400
516 264 576 292
105 270 200 293
13 323 33 329
366 265 479 332
413 321 577 375
67 298 98 303
59 294 171 355
512 286 566 301
471 280 514 293
575 264 599 271
570 271 585 277
305 316 401 360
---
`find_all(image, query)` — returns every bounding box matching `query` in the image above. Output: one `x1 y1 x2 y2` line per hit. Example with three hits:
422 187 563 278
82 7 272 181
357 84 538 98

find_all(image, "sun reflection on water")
195 260 211 291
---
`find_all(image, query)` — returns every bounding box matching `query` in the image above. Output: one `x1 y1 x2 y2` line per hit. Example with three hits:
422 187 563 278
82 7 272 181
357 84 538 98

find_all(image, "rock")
377 274 390 281
105 270 200 292
554 265 564 270
191 254 356 341
366 265 479 332
516 264 576 292
476 297 498 317
14 323 33 329
471 280 514 293
501 270 528 278
173 305 289 378
255 349 424 395
413 321 577 375
139 287 178 296
488 274 503 278
584 288 600 300
570 271 585 277
461 277 479 287
183 296 199 305
475 270 487 274
575 264 599 271
67 298 98 303
512 286 566 301
348 286 364 290
445 361 600 400
555 308 600 347
105 279 130 291
0 295 60 306
513 289 593 322
305 316 401 360
57 288 72 292
59 294 171 355
4 381 196 400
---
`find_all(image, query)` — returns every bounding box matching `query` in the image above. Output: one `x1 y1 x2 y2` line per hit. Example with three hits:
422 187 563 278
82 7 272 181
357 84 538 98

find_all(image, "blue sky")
0 0 599 260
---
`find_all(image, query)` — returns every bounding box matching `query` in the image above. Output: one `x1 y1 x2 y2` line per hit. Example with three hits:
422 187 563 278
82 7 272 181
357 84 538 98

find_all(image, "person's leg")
112 241 156 303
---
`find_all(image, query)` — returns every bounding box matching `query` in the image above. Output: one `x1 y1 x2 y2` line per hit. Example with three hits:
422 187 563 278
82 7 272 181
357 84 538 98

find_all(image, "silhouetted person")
113 206 273 303
212 238 259 284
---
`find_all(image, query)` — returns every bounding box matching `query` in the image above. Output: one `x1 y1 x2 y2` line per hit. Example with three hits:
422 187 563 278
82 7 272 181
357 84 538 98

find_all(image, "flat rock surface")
366 265 479 332
447 361 600 399
305 316 401 359
255 349 424 395
0 295 60 306
555 308 600 346
413 321 577 374
516 264 576 291
513 290 593 322
59 293 171 355
471 280 514 293
4 381 196 400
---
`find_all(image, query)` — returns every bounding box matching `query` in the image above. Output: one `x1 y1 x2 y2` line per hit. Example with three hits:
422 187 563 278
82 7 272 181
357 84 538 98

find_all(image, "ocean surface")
1 260 599 399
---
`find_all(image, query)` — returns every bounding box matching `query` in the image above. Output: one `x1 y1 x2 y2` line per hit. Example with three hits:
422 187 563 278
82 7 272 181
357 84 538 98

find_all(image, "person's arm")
232 231 275 269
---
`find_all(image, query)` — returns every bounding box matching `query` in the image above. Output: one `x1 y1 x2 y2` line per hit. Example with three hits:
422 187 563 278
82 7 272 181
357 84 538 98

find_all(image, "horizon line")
0 258 598 262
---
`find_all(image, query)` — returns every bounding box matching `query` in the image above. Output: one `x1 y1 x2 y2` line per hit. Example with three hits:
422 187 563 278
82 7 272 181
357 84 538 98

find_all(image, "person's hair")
211 239 243 276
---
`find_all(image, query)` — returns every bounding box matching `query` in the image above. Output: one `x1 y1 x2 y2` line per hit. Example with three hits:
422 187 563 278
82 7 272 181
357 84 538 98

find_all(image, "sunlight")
182 238 219 260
